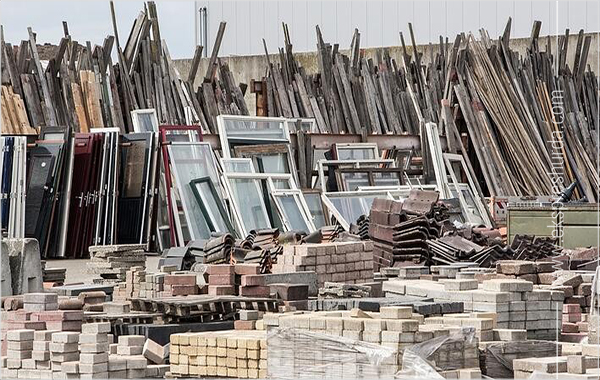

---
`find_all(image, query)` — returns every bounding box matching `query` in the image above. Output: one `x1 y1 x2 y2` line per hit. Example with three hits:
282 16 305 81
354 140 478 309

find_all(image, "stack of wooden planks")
260 20 598 200
1 85 36 134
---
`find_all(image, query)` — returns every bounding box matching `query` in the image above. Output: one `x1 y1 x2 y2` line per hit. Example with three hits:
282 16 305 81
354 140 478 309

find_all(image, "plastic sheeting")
267 327 397 379
399 327 478 378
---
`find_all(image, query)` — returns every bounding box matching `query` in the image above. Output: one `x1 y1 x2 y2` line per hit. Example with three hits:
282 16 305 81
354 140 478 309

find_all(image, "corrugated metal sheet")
194 0 599 56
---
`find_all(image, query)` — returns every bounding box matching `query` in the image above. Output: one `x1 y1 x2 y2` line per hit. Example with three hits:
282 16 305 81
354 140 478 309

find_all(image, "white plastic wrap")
399 327 478 378
267 327 398 379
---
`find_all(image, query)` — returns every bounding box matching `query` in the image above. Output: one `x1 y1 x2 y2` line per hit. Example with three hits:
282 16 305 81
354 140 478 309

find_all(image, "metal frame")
444 153 493 227
333 142 379 160
131 108 159 133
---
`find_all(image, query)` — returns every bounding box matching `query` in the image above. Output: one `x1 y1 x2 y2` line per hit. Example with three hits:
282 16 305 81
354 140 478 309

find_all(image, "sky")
1 1 197 59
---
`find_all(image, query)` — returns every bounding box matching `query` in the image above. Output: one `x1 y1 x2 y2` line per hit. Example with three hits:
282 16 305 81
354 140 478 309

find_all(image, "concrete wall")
173 32 600 115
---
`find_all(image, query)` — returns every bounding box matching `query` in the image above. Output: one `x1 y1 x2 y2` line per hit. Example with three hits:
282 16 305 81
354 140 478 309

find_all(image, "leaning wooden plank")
204 22 226 83
71 82 89 132
19 74 46 127
28 27 57 126
187 45 204 84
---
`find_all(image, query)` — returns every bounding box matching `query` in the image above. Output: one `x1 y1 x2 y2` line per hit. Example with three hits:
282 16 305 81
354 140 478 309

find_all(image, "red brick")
563 304 581 313
2 321 46 330
208 274 235 286
562 313 582 323
238 286 270 297
562 322 579 333
207 265 235 275
208 286 236 296
171 285 198 296
241 275 265 287
31 311 84 322
234 320 256 330
164 274 196 286
234 264 260 275
560 332 587 343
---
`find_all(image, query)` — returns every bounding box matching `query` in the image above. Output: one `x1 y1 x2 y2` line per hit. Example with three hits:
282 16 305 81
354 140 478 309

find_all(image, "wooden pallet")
130 295 279 319
84 312 159 325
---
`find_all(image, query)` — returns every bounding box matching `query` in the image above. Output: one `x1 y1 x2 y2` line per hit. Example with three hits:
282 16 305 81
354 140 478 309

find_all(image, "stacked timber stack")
1 85 36 134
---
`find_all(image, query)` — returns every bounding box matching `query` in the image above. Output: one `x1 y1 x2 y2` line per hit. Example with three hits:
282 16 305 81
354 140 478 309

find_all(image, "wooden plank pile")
260 20 598 200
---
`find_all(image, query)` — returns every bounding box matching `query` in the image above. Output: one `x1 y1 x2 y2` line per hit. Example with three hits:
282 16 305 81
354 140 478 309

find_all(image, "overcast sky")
1 1 197 59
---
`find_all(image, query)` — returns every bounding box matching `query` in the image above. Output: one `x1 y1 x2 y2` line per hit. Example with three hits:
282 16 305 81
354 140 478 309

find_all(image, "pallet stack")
272 242 374 287
169 330 267 378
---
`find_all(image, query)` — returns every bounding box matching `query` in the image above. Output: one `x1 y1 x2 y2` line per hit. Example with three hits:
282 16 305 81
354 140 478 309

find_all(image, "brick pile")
0 323 169 379
512 355 600 379
26 293 84 331
384 278 564 340
263 307 492 373
562 304 588 343
87 244 146 283
113 267 205 300
169 330 267 378
272 241 374 287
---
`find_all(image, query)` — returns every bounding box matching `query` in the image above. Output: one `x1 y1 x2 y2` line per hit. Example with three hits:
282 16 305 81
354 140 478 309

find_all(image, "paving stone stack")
562 304 589 343
5 329 35 376
163 273 200 296
478 340 560 378
272 241 374 287
169 330 267 378
87 244 146 283
383 277 564 340
24 292 84 331
268 325 398 379
512 355 600 379
50 332 80 373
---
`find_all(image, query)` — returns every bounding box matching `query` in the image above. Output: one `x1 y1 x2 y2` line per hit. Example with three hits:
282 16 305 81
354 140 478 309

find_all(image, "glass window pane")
193 181 231 233
255 154 289 173
169 144 223 240
279 195 309 232
222 159 254 173
224 118 287 142
304 193 326 228
229 178 270 230
337 148 376 160
329 195 378 225
341 172 370 191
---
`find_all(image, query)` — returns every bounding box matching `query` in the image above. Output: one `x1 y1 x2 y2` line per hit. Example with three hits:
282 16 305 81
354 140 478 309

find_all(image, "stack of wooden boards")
1 86 36 134
260 20 598 200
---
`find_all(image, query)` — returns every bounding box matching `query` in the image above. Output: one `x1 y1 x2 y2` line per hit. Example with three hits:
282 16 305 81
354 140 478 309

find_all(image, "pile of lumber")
1 85 36 134
261 20 598 200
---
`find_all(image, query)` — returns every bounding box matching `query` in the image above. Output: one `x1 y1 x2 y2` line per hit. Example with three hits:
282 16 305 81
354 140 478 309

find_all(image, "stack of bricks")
163 273 199 296
1 310 45 356
77 322 111 378
50 332 80 374
513 355 600 379
31 330 54 374
562 304 588 342
169 330 267 378
206 264 270 298
270 283 309 310
272 241 374 287
479 340 560 378
268 324 398 379
207 265 237 296
383 278 564 340
114 335 147 378
4 329 36 378
139 273 166 298
25 292 84 331
87 244 146 283
237 265 270 298
235 310 261 330
541 272 594 313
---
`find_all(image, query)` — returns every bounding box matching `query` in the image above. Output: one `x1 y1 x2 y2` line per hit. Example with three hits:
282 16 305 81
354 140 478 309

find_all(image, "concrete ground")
45 255 161 284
